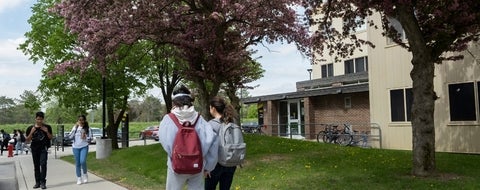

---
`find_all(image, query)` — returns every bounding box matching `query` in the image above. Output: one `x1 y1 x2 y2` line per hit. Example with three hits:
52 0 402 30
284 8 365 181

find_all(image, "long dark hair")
78 115 90 135
209 96 237 124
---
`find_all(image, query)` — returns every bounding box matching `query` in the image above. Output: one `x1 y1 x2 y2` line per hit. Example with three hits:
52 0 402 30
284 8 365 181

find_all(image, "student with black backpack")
205 96 246 190
0 129 11 156
158 85 218 190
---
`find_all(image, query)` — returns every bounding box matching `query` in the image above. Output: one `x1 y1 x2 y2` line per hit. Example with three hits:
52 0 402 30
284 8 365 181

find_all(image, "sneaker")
77 177 82 185
82 173 88 183
33 183 40 189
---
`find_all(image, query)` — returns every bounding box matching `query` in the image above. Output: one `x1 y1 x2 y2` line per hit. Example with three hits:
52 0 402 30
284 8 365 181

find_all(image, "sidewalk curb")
0 161 18 190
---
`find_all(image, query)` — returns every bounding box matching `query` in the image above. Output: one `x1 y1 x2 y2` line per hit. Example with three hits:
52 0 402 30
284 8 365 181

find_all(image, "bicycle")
241 124 265 135
340 124 369 147
317 124 344 144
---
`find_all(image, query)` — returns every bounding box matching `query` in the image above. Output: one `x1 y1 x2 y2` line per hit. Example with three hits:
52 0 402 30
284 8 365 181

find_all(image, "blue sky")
0 1 311 99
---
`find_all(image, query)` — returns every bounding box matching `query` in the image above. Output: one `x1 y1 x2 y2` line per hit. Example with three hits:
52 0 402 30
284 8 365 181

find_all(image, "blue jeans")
16 142 24 154
72 146 89 177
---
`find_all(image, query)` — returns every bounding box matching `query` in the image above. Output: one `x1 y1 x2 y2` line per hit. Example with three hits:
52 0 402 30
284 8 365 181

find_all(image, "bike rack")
252 122 383 149
368 123 382 149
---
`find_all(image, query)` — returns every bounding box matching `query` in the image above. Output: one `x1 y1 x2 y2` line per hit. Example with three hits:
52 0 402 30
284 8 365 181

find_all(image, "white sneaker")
76 177 82 185
82 173 88 183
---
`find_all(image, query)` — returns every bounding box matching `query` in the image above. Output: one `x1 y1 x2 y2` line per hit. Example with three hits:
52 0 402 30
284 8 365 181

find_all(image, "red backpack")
169 113 203 174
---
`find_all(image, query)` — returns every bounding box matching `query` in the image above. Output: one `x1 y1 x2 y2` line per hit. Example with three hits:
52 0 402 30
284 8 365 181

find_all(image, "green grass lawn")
61 134 480 190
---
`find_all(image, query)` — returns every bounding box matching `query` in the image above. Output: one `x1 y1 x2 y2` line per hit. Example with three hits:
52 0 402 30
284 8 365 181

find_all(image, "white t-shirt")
69 126 92 148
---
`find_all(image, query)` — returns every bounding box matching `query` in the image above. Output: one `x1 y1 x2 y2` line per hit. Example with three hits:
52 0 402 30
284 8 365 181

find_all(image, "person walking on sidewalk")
0 129 11 156
15 129 26 155
205 96 239 190
68 115 92 185
26 111 53 189
14 129 26 155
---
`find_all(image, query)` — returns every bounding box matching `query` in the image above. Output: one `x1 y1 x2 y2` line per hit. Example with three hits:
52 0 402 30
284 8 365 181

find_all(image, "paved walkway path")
0 139 157 190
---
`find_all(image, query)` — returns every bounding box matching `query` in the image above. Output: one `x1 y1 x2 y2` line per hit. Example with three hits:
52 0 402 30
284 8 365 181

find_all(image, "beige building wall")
368 12 480 153
434 43 480 153
311 17 369 79
368 12 413 150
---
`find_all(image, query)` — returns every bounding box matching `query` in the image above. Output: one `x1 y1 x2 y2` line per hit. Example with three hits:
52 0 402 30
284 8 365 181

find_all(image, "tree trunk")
410 54 436 177
395 4 437 177
192 78 221 120
225 82 241 125
106 99 120 150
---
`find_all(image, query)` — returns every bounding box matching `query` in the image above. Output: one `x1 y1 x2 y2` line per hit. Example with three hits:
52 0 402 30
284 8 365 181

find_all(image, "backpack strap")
168 113 200 128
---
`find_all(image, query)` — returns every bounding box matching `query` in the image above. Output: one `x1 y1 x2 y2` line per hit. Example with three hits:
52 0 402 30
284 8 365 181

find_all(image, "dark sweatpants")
31 147 48 184
205 163 237 190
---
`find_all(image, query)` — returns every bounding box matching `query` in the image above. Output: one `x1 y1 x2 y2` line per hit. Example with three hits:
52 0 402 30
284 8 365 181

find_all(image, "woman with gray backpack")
205 96 246 190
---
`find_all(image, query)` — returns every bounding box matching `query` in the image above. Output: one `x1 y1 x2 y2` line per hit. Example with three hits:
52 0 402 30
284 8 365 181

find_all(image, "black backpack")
3 133 11 143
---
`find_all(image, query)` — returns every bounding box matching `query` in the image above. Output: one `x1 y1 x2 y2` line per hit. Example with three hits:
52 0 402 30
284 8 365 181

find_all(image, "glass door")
288 100 304 139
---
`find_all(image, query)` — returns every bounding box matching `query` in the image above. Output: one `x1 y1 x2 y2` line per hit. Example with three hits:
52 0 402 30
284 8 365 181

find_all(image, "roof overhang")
242 83 368 104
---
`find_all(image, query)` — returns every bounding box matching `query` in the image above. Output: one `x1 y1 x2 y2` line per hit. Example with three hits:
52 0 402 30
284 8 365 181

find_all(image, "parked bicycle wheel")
317 131 326 143
337 133 353 146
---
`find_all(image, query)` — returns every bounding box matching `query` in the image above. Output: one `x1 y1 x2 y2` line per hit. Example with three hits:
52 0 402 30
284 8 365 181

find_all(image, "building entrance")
279 99 304 139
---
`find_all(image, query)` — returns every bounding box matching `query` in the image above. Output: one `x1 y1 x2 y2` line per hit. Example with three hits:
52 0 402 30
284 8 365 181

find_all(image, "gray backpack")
218 123 246 167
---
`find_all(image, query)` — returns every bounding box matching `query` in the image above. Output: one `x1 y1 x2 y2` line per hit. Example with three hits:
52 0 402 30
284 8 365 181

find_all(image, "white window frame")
321 63 334 78
344 56 368 74
386 17 407 45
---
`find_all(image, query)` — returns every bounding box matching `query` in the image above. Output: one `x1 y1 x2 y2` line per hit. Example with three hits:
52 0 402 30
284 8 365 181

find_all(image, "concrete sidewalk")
0 145 128 190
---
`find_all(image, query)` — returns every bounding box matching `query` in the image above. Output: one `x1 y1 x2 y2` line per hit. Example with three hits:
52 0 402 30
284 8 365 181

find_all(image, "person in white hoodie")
68 115 93 185
159 85 218 190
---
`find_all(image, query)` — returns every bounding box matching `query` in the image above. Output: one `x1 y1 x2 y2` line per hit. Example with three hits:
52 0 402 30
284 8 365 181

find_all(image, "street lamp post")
102 76 106 138
307 69 313 80
97 75 112 159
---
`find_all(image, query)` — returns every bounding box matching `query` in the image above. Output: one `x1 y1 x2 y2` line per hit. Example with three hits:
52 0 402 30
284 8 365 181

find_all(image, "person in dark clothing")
0 129 11 156
26 112 53 189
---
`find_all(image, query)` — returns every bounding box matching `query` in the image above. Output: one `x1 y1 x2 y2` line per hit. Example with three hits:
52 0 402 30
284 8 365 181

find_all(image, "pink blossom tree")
305 0 480 176
53 0 311 114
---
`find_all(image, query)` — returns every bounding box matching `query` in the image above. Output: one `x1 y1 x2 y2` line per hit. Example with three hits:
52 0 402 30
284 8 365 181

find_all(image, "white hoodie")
158 106 218 173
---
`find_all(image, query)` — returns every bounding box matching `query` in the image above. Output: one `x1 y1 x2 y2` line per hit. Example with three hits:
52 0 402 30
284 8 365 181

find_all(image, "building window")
344 56 368 74
344 16 367 33
386 17 406 45
344 97 352 109
390 88 412 122
355 57 367 72
448 82 476 121
345 60 354 74
321 63 334 78
405 88 413 121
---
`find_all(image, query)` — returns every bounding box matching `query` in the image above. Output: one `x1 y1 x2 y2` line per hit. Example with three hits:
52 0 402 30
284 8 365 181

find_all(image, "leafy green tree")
142 42 184 113
0 96 16 124
128 95 163 122
224 59 264 122
19 90 41 114
246 104 258 119
19 0 145 149
19 0 184 149
44 99 78 125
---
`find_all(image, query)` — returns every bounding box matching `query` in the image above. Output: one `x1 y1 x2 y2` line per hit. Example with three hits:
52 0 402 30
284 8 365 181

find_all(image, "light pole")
307 69 313 80
102 76 106 138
